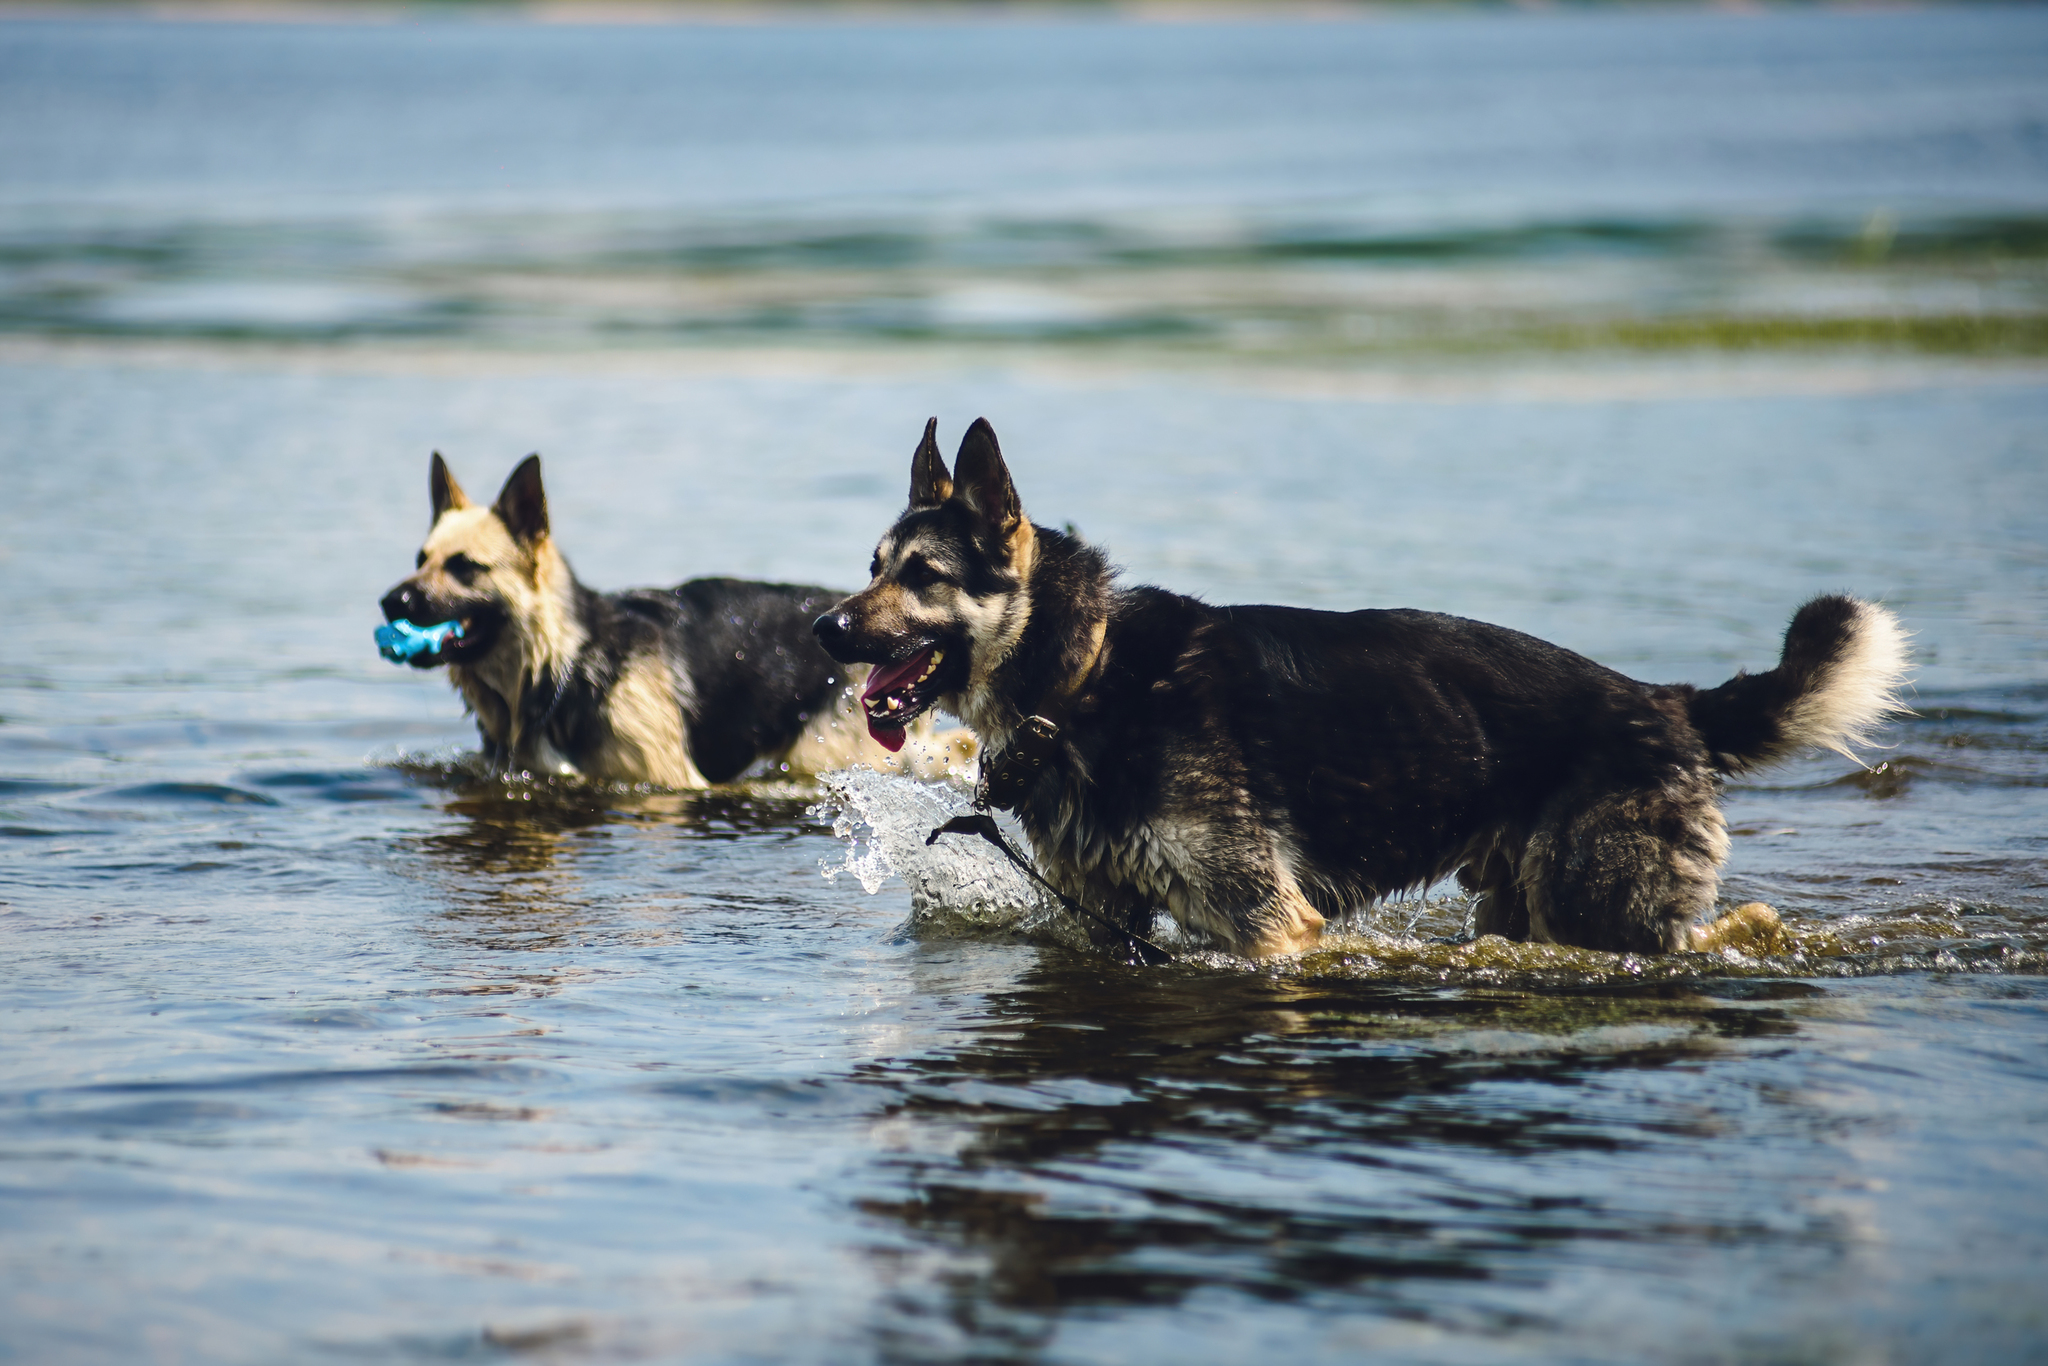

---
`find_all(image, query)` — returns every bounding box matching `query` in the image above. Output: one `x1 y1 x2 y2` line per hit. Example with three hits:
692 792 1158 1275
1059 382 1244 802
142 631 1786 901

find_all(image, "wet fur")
382 453 966 786
817 420 1910 958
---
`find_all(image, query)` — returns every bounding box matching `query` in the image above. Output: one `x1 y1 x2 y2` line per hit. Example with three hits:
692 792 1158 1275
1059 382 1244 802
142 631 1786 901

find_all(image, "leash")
967 616 1104 814
926 809 1174 967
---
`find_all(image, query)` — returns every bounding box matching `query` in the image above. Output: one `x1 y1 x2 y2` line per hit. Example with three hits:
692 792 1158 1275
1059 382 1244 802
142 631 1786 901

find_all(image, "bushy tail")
1687 595 1911 775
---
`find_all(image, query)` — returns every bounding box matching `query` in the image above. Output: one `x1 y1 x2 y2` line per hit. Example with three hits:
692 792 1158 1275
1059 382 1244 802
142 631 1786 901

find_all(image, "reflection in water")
410 775 823 941
853 961 1831 1357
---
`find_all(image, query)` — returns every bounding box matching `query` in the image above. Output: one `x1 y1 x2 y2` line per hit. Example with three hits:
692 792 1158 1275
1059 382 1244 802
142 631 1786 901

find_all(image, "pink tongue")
861 651 931 702
860 650 931 752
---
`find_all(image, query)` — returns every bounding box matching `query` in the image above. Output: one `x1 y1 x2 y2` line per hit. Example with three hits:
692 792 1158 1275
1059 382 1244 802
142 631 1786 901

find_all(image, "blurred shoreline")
7 333 2042 404
7 209 2041 368
6 8 2041 380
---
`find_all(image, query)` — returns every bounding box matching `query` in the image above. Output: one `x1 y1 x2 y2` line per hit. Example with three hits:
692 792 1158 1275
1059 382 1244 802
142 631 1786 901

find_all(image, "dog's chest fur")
1001 600 1285 941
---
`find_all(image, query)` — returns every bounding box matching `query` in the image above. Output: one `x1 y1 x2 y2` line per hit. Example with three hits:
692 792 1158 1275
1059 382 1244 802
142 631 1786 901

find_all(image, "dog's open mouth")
860 646 950 752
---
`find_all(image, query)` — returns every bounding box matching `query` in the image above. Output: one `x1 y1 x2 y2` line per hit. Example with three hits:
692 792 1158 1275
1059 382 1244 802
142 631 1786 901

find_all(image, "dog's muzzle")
811 610 855 660
382 583 430 624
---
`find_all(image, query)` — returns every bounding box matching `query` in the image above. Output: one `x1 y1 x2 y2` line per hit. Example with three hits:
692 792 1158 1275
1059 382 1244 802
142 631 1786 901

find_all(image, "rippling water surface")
4 10 2047 1365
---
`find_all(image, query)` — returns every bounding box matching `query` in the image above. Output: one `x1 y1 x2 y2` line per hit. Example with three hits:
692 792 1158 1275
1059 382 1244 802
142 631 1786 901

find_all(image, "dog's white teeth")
886 696 902 712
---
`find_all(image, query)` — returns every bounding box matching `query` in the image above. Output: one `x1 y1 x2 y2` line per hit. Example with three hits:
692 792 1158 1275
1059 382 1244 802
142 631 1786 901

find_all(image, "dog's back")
1117 598 1677 879
641 577 844 784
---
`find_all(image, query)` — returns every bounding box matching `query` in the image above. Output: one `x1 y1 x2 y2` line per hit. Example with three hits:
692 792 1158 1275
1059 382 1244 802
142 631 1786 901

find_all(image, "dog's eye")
444 553 486 585
415 550 427 569
899 556 948 591
869 555 882 580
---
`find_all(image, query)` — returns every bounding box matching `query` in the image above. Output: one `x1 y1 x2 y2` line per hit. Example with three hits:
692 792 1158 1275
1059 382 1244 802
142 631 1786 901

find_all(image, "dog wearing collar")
380 452 967 786
813 418 1909 959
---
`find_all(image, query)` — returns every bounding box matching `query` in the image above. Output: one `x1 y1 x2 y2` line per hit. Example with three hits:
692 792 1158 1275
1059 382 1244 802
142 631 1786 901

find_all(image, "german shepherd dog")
380 453 966 786
813 419 1909 959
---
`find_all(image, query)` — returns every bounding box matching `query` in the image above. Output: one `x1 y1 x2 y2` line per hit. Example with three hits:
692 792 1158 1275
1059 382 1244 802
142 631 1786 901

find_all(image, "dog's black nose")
813 611 851 648
381 584 423 623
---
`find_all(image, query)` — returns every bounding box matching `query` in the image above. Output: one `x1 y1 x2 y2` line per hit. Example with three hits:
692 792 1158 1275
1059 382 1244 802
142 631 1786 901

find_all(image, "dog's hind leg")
1519 769 1729 954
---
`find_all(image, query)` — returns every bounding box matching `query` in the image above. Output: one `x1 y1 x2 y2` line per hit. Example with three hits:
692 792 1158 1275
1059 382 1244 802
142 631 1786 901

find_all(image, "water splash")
813 769 1094 948
374 744 497 785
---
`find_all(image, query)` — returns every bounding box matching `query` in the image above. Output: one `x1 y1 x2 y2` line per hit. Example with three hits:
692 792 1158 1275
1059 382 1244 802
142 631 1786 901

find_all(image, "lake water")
3 9 2046 1364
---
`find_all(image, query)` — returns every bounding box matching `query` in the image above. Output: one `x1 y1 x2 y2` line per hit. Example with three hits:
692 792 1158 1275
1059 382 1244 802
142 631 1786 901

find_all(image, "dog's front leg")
1235 882 1327 959
1075 882 1159 956
1153 833 1326 959
456 674 514 774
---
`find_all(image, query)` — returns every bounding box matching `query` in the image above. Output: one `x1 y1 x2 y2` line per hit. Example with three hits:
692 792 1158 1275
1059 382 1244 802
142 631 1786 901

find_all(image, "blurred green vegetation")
1526 314 2048 356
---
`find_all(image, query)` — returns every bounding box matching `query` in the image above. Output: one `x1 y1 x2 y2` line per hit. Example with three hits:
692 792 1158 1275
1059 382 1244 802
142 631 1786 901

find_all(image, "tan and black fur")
814 418 1910 959
381 453 966 786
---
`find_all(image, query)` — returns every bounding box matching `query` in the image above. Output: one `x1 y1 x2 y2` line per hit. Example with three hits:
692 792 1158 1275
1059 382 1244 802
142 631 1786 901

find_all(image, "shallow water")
5 10 2048 1366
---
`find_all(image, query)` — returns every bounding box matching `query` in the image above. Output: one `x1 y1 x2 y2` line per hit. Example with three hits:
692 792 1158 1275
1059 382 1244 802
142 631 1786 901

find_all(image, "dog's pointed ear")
951 418 1022 536
909 417 953 509
492 454 549 543
430 452 471 522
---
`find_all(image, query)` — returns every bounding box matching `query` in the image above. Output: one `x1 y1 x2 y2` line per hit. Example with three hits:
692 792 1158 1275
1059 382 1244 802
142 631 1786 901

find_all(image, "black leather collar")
975 713 1063 812
973 616 1107 813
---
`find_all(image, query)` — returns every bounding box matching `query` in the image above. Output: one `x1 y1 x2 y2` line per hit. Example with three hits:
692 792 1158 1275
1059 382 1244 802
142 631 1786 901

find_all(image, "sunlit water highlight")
4 10 2048 1366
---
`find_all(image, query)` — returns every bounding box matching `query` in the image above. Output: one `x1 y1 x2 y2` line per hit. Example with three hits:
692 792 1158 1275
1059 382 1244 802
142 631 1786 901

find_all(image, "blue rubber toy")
375 618 465 663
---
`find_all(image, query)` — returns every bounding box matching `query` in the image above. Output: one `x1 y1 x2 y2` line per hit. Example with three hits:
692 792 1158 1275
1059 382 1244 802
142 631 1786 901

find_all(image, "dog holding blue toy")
379 453 969 786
